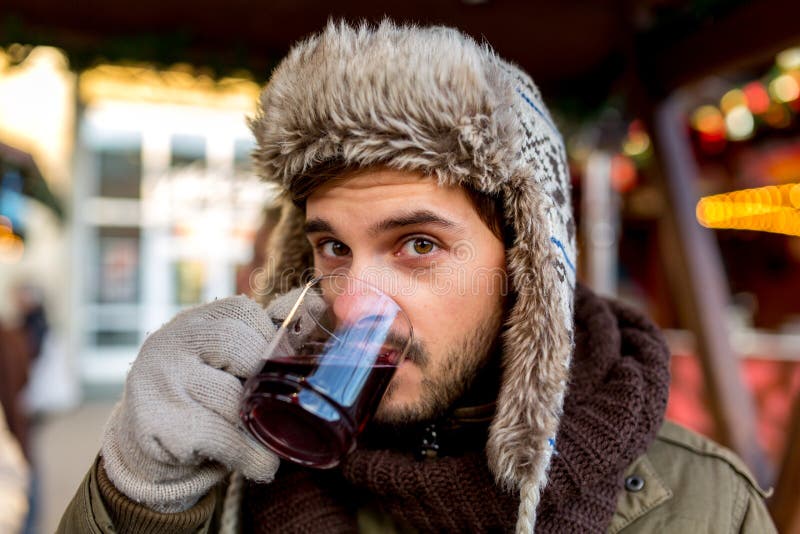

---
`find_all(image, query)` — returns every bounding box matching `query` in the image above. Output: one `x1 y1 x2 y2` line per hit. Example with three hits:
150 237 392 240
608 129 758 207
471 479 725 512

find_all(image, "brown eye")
332 242 350 256
411 238 435 255
321 241 350 257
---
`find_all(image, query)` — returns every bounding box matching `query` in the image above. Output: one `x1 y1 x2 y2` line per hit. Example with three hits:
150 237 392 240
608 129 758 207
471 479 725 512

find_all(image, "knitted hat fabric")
250 20 577 532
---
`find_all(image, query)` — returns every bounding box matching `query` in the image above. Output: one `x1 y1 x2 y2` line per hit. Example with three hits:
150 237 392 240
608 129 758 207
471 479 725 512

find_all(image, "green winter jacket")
58 421 776 533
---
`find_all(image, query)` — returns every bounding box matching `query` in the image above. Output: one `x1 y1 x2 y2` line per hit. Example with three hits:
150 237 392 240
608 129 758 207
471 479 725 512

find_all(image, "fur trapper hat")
250 19 577 532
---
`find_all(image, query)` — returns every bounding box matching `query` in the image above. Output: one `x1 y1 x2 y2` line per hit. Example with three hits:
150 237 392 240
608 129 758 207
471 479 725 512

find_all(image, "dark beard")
371 305 504 431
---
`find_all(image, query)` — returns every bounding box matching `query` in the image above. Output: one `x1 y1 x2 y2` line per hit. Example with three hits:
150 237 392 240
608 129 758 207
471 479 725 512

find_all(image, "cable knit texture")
243 285 670 532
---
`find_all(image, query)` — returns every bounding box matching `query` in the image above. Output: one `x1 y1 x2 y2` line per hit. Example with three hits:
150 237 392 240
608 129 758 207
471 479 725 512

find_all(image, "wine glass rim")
304 273 414 347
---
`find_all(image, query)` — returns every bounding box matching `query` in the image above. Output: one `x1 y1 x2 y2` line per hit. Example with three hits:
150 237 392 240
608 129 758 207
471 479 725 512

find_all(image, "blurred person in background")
19 281 78 417
13 284 49 367
58 21 776 533
0 317 36 534
0 315 32 459
3 282 49 534
0 393 30 534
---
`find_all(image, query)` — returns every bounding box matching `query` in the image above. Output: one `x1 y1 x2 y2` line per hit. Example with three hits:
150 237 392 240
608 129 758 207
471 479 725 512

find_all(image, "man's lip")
378 345 405 363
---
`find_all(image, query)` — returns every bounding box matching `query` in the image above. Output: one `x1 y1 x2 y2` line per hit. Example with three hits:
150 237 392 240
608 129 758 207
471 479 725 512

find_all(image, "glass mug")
240 275 413 468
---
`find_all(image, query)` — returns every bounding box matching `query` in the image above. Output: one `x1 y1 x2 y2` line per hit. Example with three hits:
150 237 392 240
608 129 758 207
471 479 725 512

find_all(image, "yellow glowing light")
791 184 800 208
777 47 800 71
79 64 260 110
691 105 725 134
696 183 800 236
622 131 651 157
725 105 755 140
0 46 75 191
770 74 800 103
720 89 747 114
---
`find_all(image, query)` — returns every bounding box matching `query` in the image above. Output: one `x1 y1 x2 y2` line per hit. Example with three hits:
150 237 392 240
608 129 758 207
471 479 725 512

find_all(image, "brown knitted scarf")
243 285 670 533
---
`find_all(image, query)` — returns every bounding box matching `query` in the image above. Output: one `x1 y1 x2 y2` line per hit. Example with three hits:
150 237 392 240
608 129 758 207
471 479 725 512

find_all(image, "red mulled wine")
240 352 398 468
240 274 412 468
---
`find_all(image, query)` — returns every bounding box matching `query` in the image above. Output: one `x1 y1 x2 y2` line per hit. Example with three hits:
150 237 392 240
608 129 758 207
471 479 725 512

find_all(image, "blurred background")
1 0 799 532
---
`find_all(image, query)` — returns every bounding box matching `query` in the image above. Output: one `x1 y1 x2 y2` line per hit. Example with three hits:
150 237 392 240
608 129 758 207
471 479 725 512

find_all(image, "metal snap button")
625 475 645 492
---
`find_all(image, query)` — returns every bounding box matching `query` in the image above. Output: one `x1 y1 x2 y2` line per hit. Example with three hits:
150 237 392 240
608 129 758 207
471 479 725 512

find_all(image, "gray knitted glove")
101 290 320 513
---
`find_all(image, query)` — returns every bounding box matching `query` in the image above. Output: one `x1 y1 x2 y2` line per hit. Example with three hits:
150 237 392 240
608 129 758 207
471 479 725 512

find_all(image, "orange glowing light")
611 154 637 193
0 229 24 263
696 183 800 236
763 103 792 128
692 105 727 152
792 184 800 207
721 89 747 114
691 105 725 134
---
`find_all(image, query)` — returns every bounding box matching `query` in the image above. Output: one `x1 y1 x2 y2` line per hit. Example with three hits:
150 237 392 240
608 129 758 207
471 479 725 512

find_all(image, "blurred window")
94 330 139 347
97 139 142 198
94 226 140 304
234 138 255 176
173 260 205 305
171 134 206 168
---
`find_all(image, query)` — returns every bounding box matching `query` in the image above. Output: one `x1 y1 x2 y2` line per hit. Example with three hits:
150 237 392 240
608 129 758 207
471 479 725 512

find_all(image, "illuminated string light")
769 74 800 103
696 183 800 236
721 89 747 114
691 105 725 133
763 102 792 128
622 130 650 157
725 105 755 140
791 183 800 208
611 154 637 193
776 47 800 71
743 82 771 114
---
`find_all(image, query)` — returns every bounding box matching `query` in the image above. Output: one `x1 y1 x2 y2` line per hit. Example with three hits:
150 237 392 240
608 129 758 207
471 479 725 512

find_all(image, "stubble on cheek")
377 362 424 411
373 306 503 425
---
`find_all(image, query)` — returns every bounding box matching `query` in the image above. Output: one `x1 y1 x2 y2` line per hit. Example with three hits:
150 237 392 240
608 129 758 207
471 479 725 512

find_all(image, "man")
0 408 29 534
60 20 775 533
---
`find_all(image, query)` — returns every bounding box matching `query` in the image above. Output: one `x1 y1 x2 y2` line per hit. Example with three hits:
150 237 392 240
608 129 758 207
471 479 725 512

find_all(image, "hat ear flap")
256 199 315 307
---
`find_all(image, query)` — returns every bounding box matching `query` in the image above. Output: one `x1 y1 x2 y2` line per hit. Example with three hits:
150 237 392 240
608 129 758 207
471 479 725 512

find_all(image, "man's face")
304 168 507 424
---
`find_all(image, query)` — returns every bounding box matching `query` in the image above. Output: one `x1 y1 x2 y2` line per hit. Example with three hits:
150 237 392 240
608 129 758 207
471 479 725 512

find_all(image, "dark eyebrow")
303 210 465 237
366 210 465 237
304 218 334 235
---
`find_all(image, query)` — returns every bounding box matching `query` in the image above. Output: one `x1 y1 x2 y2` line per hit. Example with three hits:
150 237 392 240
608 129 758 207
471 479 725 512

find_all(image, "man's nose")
342 256 395 298
330 279 399 328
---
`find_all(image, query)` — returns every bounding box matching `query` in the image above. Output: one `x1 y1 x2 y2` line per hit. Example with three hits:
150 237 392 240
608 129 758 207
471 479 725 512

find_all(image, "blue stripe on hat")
550 236 576 274
516 88 558 133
